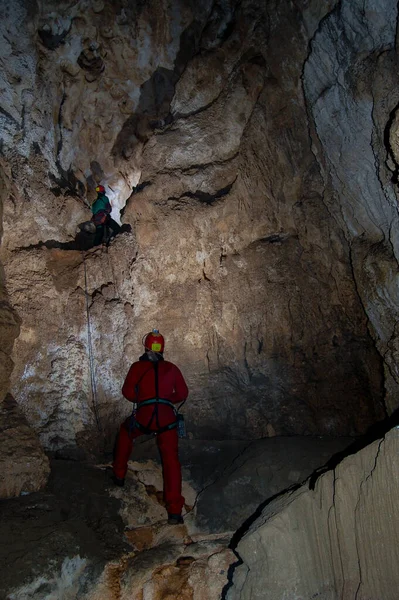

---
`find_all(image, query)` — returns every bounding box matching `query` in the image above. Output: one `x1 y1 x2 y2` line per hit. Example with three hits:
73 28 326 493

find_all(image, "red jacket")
122 358 188 429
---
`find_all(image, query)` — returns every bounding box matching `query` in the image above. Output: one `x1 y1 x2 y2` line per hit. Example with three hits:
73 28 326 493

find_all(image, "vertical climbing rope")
106 247 121 299
82 250 101 432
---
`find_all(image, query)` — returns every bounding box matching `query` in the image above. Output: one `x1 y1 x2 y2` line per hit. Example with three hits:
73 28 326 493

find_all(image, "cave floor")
0 436 352 599
0 459 130 599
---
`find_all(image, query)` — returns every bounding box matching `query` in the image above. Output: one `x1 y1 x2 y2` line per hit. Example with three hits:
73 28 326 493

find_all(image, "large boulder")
228 426 399 600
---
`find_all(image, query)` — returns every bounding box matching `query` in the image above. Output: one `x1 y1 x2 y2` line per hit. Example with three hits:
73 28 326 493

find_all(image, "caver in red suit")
113 330 188 524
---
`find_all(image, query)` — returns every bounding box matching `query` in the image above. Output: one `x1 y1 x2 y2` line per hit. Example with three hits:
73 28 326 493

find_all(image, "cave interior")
1 0 399 598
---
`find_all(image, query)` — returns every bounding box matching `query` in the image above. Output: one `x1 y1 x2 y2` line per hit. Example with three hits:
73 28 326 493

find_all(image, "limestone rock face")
0 164 47 500
90 540 234 600
228 426 399 600
303 0 399 414
0 162 20 404
1 0 399 450
2 237 138 452
0 394 50 498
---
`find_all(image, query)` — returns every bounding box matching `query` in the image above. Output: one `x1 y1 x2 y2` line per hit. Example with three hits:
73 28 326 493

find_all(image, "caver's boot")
112 475 125 487
167 513 184 525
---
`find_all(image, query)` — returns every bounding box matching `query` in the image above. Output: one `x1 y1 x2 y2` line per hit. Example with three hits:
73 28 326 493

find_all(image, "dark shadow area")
111 3 234 160
383 100 399 184
221 557 243 600
21 224 132 252
0 459 130 598
184 180 236 205
308 407 399 489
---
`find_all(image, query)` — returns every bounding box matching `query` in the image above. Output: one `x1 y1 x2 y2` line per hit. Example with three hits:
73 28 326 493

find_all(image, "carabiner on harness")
176 413 186 438
128 403 137 437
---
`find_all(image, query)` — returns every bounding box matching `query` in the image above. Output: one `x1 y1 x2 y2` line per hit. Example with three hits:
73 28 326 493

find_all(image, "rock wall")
0 164 49 498
0 162 20 403
127 0 386 439
228 426 399 600
0 393 50 498
303 0 399 415
1 0 398 450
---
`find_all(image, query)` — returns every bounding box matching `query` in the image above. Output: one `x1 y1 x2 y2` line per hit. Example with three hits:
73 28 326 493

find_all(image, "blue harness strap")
135 396 178 434
135 419 178 435
138 398 176 409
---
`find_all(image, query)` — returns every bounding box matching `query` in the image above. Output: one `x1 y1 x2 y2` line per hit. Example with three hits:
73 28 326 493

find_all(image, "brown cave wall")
0 0 393 451
0 162 20 403
2 237 142 452
122 0 385 438
0 162 50 499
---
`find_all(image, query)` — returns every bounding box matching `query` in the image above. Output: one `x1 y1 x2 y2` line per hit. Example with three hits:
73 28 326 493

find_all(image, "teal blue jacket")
91 193 111 225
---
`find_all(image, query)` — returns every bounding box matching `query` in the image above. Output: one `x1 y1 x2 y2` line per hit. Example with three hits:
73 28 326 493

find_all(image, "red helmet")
143 329 165 353
95 185 105 193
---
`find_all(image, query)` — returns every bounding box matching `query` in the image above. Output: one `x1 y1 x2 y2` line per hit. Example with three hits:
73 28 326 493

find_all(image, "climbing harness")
82 250 101 432
133 399 186 437
127 362 186 438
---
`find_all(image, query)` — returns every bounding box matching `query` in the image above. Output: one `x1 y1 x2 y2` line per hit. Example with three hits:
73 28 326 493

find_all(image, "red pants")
113 418 185 515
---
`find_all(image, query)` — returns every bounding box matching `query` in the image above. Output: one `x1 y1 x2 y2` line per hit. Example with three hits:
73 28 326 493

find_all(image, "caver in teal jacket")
91 192 111 226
